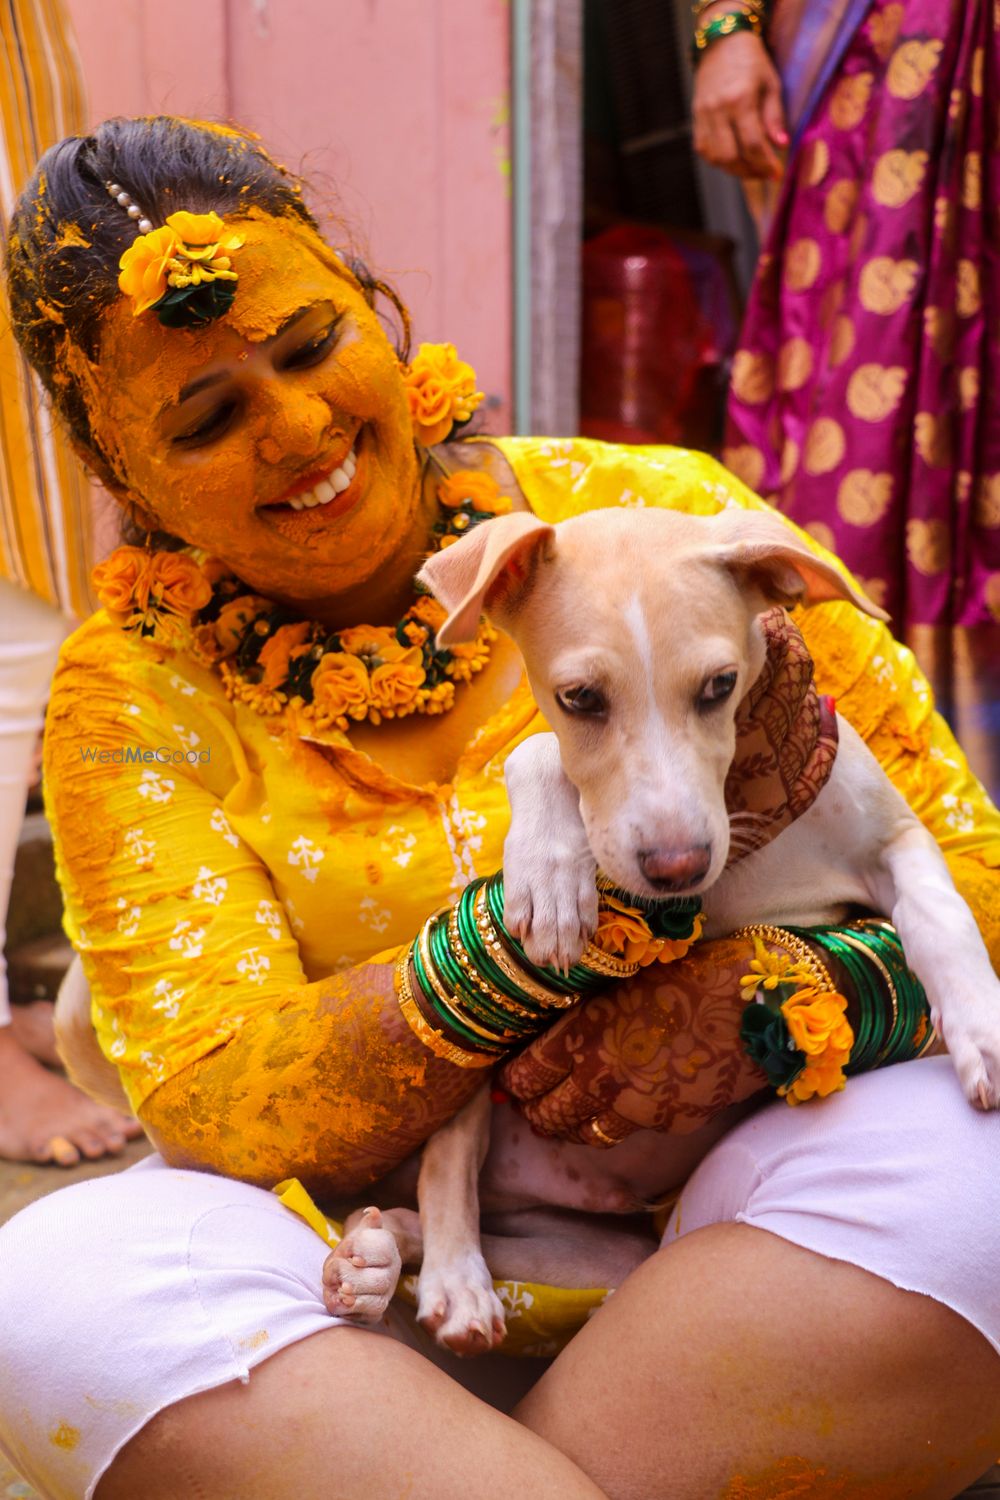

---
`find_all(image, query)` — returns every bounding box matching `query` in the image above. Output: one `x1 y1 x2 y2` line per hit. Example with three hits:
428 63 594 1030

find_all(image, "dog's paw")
503 847 598 973
416 1253 506 1356
322 1206 402 1323
938 998 1000 1110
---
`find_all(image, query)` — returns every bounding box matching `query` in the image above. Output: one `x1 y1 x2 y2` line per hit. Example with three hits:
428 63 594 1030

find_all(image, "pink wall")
64 0 512 427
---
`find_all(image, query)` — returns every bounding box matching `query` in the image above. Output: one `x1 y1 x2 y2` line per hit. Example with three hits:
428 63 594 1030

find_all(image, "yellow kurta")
44 440 1000 1118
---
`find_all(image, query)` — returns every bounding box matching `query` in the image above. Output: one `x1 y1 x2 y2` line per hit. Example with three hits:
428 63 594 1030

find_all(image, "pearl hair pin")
105 181 153 235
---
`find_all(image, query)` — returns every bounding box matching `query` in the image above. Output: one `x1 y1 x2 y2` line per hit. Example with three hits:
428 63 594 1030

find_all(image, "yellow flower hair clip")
401 342 485 446
109 182 244 329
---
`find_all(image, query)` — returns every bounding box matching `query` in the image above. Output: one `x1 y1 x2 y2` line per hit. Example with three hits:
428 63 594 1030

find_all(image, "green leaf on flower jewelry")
285 645 324 701
645 895 703 940
421 643 453 688
153 279 237 329
740 1002 805 1090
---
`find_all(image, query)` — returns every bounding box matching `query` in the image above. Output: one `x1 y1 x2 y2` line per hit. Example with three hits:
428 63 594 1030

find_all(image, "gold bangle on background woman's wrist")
693 6 764 56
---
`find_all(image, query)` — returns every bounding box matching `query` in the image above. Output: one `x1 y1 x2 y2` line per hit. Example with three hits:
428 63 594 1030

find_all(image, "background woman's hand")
499 938 768 1145
692 28 787 180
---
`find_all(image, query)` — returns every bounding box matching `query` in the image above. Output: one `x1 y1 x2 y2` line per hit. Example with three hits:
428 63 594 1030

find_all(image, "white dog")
328 504 999 1354
58 505 1000 1354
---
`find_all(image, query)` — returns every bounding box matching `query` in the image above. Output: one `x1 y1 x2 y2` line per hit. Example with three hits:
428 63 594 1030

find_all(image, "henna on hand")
500 937 770 1144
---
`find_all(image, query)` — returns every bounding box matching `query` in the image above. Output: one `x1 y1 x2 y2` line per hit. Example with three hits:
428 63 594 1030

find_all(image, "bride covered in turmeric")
2 116 1000 1500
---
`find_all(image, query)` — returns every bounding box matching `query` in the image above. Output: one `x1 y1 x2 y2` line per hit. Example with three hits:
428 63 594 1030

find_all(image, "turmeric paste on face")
85 210 421 608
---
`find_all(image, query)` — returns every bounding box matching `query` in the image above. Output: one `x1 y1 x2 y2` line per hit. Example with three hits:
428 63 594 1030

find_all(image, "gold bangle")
394 950 497 1070
852 917 897 942
694 7 763 48
445 905 537 1031
733 923 836 993
696 4 764 24
417 916 510 1046
471 883 579 1011
590 1118 619 1147
579 941 642 981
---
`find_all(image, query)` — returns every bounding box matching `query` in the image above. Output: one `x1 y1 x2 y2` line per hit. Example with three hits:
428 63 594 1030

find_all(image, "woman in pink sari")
693 0 1000 799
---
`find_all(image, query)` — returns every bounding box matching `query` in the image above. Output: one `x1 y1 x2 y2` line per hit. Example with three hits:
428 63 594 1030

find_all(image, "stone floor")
0 1138 152 1226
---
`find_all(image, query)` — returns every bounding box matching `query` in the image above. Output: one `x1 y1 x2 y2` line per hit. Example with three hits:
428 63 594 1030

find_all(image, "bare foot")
0 1028 142 1166
9 1000 61 1068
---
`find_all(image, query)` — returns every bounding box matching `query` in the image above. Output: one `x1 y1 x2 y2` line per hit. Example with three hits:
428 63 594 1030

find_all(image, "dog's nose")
637 844 712 891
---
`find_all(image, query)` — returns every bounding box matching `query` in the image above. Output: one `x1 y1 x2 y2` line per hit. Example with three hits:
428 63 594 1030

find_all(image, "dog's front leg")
416 1083 507 1355
503 732 597 971
868 823 1000 1108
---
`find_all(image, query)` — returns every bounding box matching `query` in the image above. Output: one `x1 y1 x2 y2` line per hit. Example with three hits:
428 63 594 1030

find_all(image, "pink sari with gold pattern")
726 0 1000 797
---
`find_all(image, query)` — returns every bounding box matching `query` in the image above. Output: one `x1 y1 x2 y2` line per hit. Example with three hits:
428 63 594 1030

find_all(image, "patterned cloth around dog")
723 605 839 867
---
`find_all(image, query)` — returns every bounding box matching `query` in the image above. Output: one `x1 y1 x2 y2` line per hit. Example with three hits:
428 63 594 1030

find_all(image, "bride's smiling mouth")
259 430 364 530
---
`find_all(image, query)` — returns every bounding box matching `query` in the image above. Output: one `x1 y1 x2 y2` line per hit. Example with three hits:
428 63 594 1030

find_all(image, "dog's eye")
698 670 737 709
556 685 606 718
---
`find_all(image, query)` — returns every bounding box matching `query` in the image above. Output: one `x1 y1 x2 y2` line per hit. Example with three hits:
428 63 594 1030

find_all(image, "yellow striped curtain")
0 0 95 616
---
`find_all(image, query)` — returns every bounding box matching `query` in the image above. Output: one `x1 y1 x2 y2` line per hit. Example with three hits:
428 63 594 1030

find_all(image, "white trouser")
0 577 73 1025
2 1059 1000 1500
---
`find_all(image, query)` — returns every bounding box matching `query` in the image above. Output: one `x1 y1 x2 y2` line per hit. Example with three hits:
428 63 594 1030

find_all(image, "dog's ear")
417 512 556 646
710 509 889 620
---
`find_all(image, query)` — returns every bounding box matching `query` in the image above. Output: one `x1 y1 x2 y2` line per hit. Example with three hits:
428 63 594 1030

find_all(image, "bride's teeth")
278 442 358 511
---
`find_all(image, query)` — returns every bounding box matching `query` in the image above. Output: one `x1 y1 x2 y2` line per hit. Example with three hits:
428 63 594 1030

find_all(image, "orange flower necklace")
92 467 512 732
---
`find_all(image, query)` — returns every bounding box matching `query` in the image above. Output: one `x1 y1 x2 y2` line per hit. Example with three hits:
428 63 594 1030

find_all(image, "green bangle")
693 9 762 56
412 920 505 1050
453 899 547 1020
483 875 590 995
798 929 883 1071
403 871 705 1066
737 918 935 1105
789 921 934 1075
850 920 935 1066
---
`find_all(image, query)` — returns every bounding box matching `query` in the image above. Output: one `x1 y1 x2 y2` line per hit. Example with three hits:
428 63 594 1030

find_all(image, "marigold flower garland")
94 459 524 735
93 463 514 732
91 546 213 635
